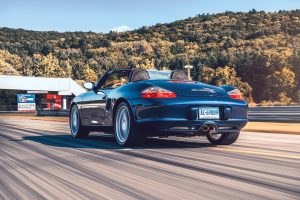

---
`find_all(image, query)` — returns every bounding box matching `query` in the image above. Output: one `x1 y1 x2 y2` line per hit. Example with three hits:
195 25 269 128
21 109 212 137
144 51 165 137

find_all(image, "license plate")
198 107 220 119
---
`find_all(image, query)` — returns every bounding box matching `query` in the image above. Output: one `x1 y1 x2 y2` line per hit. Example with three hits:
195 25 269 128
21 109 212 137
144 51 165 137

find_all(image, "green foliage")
0 90 21 105
266 66 296 101
199 66 253 102
0 10 300 104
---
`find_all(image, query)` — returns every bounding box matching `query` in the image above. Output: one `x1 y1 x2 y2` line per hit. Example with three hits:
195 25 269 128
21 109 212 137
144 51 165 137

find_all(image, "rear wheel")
70 105 89 138
114 102 143 146
206 131 240 145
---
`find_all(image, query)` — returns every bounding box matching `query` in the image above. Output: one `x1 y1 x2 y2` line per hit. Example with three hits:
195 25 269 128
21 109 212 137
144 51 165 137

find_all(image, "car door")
81 70 130 126
80 89 107 126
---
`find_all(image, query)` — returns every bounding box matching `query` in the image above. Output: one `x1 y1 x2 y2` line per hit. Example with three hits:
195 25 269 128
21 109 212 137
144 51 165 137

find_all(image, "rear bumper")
135 119 247 136
128 97 248 136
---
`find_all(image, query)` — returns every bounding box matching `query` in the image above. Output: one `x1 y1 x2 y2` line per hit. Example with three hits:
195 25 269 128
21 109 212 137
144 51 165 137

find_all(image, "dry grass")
1 114 68 122
244 122 300 135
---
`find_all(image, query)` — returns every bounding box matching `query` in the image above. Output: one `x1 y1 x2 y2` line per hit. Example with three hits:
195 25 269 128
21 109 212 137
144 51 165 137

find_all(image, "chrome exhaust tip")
201 125 209 132
196 124 210 135
196 123 218 136
208 125 215 131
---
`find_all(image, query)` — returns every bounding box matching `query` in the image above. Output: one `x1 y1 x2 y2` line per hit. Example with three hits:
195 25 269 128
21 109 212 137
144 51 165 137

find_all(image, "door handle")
96 91 107 99
96 91 105 95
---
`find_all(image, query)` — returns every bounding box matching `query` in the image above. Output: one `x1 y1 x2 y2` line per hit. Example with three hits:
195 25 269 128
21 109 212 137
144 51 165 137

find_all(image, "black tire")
69 105 89 138
206 132 240 145
114 102 144 146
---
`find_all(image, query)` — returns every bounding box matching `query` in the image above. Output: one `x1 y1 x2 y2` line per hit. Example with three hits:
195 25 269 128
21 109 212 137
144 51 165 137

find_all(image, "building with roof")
0 75 86 110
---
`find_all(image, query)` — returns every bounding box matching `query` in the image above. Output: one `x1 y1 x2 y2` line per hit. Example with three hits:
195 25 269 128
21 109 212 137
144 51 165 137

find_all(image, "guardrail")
1 106 300 122
45 106 299 122
37 109 69 116
248 106 300 122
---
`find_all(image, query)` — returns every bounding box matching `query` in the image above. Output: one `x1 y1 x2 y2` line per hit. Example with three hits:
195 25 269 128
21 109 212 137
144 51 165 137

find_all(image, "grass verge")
244 122 300 135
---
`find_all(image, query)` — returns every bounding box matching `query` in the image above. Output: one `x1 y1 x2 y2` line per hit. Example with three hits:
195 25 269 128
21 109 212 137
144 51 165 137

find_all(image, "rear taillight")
228 89 243 100
141 86 177 98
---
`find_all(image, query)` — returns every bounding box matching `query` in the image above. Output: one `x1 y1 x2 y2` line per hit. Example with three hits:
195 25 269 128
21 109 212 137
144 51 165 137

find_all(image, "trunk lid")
144 80 227 97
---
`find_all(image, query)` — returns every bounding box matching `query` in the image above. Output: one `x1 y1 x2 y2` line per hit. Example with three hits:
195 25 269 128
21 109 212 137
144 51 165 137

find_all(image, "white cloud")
110 25 132 32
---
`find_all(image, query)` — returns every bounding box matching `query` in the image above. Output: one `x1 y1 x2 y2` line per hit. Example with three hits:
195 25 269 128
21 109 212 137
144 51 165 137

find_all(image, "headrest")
171 70 188 80
130 68 150 82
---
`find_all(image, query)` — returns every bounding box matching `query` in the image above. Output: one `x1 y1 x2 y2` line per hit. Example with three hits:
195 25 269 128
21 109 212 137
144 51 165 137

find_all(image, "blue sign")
17 94 35 103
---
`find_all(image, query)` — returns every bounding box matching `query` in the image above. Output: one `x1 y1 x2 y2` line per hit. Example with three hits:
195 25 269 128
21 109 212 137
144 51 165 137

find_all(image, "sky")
0 0 299 33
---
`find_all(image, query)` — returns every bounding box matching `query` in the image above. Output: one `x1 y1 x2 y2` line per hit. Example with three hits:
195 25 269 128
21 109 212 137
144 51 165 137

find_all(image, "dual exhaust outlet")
197 124 217 135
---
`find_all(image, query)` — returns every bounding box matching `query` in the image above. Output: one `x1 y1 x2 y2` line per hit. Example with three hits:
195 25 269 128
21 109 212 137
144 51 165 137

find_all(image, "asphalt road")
0 118 299 200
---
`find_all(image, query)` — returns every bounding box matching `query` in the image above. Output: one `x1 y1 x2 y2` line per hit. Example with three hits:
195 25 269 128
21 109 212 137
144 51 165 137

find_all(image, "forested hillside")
1 10 300 104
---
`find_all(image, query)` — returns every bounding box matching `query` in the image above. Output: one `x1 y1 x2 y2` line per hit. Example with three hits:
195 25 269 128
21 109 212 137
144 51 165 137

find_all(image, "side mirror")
83 82 94 90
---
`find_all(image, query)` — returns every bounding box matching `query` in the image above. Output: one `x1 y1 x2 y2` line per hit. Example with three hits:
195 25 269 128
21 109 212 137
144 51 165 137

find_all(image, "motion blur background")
0 1 300 200
0 0 300 110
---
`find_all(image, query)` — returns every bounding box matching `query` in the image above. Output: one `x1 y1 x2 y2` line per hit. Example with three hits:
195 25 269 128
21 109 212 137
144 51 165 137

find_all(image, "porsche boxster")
69 68 248 146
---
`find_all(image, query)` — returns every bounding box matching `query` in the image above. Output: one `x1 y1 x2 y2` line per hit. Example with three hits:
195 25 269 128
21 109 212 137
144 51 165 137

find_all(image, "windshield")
147 70 171 80
100 70 130 89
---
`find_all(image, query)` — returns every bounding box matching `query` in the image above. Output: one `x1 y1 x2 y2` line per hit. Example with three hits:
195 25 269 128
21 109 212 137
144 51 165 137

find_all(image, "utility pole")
184 65 194 80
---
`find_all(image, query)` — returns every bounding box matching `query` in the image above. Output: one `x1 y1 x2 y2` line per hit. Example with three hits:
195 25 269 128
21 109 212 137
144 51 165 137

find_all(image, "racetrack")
0 117 299 200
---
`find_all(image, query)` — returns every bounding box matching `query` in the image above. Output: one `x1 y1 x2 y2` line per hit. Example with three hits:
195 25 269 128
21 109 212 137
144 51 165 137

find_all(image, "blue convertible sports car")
69 68 248 146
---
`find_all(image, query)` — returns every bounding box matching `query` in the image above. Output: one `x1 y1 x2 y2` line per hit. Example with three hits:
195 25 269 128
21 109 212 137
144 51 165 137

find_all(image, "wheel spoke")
71 107 79 135
116 106 130 144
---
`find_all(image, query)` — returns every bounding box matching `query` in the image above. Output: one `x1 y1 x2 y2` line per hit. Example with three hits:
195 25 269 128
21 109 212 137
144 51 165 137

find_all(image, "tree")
0 60 20 75
198 66 215 83
266 66 296 101
83 65 98 82
212 66 253 102
0 10 300 104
